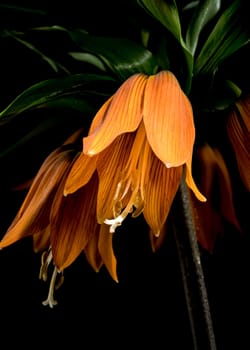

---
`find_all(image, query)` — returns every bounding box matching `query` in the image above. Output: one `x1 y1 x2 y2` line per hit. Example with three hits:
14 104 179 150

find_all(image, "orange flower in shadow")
65 71 206 248
227 94 250 191
0 130 118 307
189 143 241 252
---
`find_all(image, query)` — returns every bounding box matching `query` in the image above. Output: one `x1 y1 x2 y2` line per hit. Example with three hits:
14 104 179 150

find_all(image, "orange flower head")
65 71 206 239
0 130 118 307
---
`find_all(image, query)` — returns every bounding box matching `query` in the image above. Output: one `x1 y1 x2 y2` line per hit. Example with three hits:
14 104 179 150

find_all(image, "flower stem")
172 174 217 350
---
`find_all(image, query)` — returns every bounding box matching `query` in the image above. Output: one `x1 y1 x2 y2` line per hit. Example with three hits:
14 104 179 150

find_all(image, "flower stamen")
39 247 64 307
39 248 53 282
42 266 59 308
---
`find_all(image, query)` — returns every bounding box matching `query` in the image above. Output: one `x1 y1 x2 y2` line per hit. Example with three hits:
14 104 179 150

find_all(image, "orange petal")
84 227 103 273
149 222 168 253
0 148 75 249
96 133 134 222
64 152 98 195
98 224 118 282
50 172 99 270
143 147 183 235
83 73 147 155
33 226 51 252
62 128 85 145
143 71 195 167
185 156 207 202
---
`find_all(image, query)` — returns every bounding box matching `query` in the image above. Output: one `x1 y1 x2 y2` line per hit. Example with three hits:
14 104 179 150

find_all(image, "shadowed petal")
83 73 147 155
227 102 250 191
190 144 241 252
84 227 103 273
189 190 223 253
143 71 195 167
33 226 50 252
236 95 250 130
50 172 99 271
98 224 118 282
0 148 76 249
213 148 241 230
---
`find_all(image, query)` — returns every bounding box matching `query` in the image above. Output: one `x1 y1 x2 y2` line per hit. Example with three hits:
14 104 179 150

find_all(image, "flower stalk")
172 173 217 350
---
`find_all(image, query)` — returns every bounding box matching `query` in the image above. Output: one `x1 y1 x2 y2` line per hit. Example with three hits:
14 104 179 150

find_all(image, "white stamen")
104 215 125 233
154 230 160 238
42 266 59 308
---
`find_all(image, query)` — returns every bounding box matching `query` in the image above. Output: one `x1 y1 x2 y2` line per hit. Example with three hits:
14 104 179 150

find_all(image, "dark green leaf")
68 30 158 80
4 30 69 73
194 0 250 76
0 74 118 119
137 0 193 93
0 4 46 16
137 0 182 43
185 0 221 55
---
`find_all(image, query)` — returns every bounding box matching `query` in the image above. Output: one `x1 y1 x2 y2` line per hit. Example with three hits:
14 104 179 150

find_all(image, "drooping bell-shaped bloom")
189 143 241 252
227 94 250 191
0 130 118 307
65 71 206 243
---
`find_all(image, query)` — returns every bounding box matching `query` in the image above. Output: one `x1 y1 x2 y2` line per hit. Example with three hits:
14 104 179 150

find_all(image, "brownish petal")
50 172 100 271
227 108 250 191
0 148 76 249
83 73 147 155
33 226 51 252
98 224 118 282
143 146 183 235
64 152 98 195
236 94 250 131
190 144 241 252
62 128 85 145
143 70 195 167
84 227 103 273
213 148 241 230
189 190 224 253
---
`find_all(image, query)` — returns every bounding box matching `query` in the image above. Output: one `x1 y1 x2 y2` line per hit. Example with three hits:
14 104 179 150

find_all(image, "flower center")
105 122 150 232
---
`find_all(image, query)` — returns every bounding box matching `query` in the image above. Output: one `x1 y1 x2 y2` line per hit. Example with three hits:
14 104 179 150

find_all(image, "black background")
0 1 249 349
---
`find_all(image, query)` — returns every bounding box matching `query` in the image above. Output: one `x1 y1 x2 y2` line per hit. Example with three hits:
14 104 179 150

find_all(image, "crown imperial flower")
65 71 206 237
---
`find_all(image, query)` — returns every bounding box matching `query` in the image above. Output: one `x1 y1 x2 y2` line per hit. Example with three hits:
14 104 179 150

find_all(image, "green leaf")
0 4 46 16
67 30 158 80
185 0 221 55
0 74 118 119
137 0 193 93
68 52 107 71
4 30 70 73
194 0 250 76
137 0 182 44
